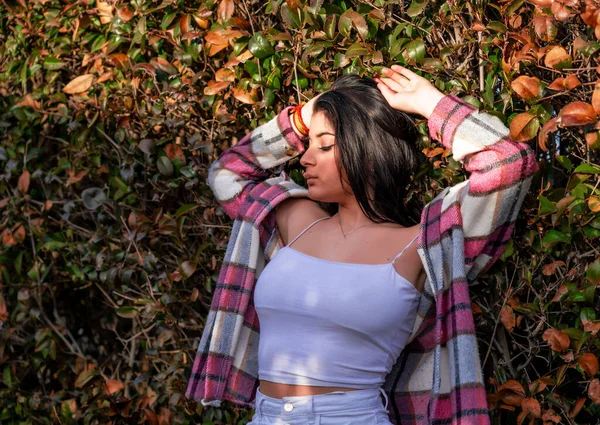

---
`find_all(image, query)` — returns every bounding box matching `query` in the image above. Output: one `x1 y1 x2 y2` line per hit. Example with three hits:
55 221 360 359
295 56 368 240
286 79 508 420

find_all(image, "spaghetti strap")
391 233 419 264
287 216 330 247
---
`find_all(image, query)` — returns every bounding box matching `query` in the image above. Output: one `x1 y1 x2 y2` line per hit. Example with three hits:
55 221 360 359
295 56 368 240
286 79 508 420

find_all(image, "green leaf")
555 155 572 172
157 156 173 176
43 56 67 71
581 307 596 322
486 21 507 33
345 43 369 58
406 0 429 17
3 366 12 387
586 259 600 284
176 204 200 218
574 163 600 174
538 195 557 215
116 307 138 319
248 33 274 59
403 38 425 64
542 229 570 248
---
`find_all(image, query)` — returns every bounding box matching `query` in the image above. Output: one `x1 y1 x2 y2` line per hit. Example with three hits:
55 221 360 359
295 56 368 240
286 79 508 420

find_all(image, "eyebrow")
313 131 335 138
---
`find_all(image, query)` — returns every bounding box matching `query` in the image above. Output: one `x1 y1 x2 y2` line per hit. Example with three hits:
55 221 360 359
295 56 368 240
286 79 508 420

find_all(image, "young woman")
186 65 538 425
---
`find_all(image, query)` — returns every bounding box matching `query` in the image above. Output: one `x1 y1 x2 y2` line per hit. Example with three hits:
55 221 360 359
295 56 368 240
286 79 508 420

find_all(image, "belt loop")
379 387 389 410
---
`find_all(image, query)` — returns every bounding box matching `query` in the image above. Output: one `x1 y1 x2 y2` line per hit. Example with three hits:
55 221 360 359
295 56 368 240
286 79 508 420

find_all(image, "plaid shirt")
186 95 538 425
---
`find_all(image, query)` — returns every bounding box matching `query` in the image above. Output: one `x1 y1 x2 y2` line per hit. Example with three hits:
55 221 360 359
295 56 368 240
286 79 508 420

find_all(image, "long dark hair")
312 74 423 227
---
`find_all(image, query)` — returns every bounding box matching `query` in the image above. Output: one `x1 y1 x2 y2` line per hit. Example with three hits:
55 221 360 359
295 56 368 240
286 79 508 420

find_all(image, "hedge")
0 0 599 424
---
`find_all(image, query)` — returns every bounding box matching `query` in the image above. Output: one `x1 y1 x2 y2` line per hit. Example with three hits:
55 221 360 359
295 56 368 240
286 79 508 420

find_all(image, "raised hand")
375 65 445 119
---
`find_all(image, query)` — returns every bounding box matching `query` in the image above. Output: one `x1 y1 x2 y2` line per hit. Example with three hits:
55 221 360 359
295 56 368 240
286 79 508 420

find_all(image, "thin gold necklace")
337 213 377 238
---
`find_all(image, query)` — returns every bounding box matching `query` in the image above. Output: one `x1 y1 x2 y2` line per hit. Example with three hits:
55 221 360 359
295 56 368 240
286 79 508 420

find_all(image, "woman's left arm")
377 66 539 279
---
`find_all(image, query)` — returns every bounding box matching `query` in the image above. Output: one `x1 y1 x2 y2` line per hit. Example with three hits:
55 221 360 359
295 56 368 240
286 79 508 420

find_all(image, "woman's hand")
375 65 445 119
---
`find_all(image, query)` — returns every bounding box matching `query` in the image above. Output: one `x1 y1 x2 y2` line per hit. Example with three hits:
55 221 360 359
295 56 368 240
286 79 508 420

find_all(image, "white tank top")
254 217 421 388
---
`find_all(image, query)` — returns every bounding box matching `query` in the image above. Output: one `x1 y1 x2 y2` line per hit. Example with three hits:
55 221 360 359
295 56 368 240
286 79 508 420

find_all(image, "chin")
307 187 339 203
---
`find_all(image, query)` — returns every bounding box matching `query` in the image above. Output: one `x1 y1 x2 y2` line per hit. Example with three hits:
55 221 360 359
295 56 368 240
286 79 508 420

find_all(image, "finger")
379 76 405 93
381 67 410 84
376 82 397 104
391 65 419 80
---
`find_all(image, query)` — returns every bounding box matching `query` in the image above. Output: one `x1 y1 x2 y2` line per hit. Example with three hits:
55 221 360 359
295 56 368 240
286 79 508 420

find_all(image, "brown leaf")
16 94 41 109
107 53 130 70
511 76 542 100
218 0 234 23
592 80 600 116
499 379 526 395
117 6 134 21
542 328 570 352
528 378 548 394
215 68 236 82
559 101 597 126
422 147 445 158
522 398 541 417
510 112 540 142
232 87 259 104
588 196 600 213
526 0 553 7
570 397 586 417
548 74 581 91
544 46 572 69
589 379 600 404
204 81 230 96
500 305 516 332
579 353 599 375
339 10 368 41
538 118 558 152
165 144 186 163
542 409 562 423
18 170 30 194
587 131 600 149
532 15 557 42
97 1 113 25
105 379 124 394
0 293 8 321
543 261 566 276
63 74 94 94
66 169 89 187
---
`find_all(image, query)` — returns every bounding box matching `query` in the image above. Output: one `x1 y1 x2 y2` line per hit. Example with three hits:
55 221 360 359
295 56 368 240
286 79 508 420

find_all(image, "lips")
304 173 317 181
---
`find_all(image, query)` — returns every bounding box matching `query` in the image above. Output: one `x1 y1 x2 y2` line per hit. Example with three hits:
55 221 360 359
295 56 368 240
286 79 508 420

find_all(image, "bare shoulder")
275 198 330 245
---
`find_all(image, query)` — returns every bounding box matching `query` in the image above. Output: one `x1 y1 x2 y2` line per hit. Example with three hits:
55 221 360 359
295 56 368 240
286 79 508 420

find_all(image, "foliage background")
1 0 600 423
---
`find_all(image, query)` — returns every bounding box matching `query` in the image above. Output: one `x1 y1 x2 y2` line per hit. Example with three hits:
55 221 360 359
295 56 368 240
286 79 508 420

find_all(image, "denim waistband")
254 387 388 417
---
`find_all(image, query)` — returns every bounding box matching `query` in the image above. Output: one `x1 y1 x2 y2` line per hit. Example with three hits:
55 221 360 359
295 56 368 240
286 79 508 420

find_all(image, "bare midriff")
259 380 359 399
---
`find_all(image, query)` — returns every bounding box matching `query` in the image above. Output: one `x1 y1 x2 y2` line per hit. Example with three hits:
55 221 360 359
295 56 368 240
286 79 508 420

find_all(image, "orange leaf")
522 398 541 418
586 131 600 149
215 68 236 82
117 6 134 21
0 293 7 321
579 353 599 375
66 169 89 187
532 15 557 42
537 117 558 151
544 45 572 70
422 147 445 158
218 0 234 22
588 196 600 213
589 379 600 404
232 87 259 104
543 261 566 276
105 379 124 394
500 305 516 333
592 80 600 116
18 170 30 194
97 1 113 25
510 112 539 142
526 0 553 7
165 144 186 164
204 81 230 96
559 101 597 126
542 409 561 423
548 74 581 91
542 328 570 352
499 379 526 395
511 76 542 100
570 397 586 417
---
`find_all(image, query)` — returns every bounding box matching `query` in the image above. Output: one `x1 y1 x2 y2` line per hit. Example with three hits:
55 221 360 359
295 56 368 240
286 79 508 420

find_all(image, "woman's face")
300 111 350 202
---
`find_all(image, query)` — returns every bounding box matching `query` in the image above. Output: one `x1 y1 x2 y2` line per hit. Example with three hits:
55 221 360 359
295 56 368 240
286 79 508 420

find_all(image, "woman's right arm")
208 106 307 220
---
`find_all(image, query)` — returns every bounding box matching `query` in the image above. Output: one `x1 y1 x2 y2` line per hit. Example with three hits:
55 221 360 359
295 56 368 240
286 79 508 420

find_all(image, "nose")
300 147 316 167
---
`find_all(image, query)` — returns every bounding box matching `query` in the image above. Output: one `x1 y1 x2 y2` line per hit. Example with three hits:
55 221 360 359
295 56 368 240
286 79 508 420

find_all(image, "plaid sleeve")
207 107 306 219
425 94 539 283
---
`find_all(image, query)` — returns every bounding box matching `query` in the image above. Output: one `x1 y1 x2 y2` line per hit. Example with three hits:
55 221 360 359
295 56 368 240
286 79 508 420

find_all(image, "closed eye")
319 145 335 151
